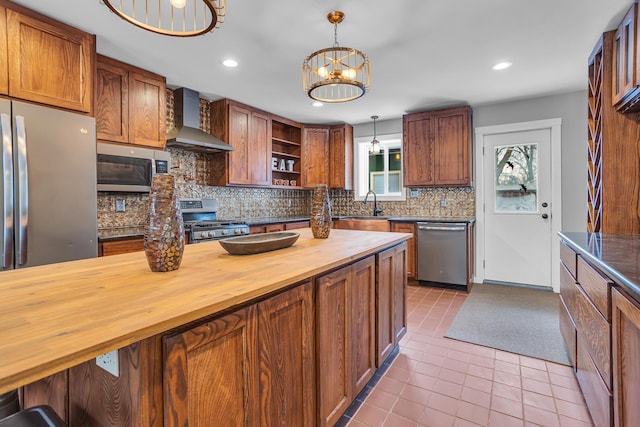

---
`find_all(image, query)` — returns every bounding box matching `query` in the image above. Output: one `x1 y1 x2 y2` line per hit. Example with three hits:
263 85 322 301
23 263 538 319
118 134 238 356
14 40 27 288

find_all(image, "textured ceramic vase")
310 184 332 238
144 174 185 272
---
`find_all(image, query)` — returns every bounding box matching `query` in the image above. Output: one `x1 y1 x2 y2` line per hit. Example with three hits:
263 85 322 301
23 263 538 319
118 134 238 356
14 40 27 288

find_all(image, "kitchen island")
1 228 410 426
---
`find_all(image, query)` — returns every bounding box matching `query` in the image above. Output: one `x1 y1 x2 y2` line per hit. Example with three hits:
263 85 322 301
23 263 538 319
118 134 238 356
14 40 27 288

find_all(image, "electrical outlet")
96 350 119 377
115 199 126 212
440 199 447 208
409 189 419 198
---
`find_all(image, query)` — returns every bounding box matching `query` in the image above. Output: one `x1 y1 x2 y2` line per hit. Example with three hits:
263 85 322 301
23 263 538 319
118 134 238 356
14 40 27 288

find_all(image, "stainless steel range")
180 198 250 243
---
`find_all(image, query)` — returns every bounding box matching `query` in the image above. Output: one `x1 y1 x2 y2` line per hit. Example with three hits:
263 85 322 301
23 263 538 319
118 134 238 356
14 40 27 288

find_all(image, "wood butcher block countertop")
0 228 410 394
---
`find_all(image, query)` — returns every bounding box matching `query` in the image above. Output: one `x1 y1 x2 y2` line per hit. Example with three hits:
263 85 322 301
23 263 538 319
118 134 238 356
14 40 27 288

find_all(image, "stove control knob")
222 229 229 235
206 231 213 238
234 228 242 234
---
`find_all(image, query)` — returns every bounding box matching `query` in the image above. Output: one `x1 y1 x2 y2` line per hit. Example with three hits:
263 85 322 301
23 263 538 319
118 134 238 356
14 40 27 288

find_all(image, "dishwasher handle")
417 223 466 232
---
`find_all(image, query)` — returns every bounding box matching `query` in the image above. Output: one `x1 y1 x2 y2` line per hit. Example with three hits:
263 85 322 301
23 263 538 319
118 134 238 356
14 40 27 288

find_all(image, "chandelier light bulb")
170 0 187 9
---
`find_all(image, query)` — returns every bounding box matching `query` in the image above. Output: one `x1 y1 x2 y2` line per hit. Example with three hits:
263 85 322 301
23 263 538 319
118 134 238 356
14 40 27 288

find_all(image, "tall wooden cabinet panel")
96 55 166 149
0 7 7 95
302 126 329 188
390 222 416 279
258 282 315 427
329 124 353 190
588 31 640 234
163 306 259 427
316 256 376 427
4 6 94 113
612 287 640 427
209 99 271 186
612 3 640 111
376 243 408 365
403 106 472 187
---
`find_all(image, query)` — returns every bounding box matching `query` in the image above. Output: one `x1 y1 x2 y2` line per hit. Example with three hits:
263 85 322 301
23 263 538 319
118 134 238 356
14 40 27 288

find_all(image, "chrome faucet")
364 190 383 216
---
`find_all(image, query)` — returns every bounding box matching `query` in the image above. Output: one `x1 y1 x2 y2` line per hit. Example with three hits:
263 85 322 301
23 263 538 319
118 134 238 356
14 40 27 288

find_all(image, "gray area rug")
444 283 571 366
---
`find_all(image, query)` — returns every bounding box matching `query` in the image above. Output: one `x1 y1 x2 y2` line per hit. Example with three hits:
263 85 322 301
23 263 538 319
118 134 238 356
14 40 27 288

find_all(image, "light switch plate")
409 189 419 198
96 350 119 377
440 199 447 208
115 199 126 212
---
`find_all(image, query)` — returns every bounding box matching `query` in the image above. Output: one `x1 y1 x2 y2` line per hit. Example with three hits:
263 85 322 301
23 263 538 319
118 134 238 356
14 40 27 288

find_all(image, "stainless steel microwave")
96 143 170 192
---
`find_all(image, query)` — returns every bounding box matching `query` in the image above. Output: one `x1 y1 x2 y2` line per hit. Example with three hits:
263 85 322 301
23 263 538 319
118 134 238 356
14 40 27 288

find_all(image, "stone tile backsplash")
97 89 475 229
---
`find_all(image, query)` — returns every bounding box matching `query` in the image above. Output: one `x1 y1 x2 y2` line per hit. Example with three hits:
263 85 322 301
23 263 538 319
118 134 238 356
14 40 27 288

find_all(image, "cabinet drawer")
284 220 309 230
577 256 612 321
575 284 611 389
559 297 576 369
560 241 577 279
576 339 612 427
560 263 578 316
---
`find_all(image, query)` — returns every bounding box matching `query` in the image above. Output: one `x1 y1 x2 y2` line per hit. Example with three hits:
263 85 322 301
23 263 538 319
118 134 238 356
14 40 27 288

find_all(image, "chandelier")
302 11 370 103
102 0 225 37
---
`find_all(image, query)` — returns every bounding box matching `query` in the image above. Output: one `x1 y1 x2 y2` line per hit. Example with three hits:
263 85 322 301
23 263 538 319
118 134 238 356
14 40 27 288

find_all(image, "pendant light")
370 115 380 154
302 11 371 103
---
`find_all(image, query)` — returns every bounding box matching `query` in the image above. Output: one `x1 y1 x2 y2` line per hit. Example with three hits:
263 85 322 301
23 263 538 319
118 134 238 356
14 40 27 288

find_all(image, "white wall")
353 90 588 232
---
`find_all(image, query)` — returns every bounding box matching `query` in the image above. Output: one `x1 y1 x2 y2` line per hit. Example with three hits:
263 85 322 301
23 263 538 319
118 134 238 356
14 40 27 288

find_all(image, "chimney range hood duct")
166 87 234 153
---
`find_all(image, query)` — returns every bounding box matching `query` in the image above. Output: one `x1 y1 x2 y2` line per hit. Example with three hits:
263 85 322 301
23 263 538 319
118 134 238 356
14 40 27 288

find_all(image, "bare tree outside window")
495 143 538 212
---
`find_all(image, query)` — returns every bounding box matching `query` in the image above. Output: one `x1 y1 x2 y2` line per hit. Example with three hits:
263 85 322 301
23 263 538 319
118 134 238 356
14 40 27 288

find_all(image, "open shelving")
271 117 303 188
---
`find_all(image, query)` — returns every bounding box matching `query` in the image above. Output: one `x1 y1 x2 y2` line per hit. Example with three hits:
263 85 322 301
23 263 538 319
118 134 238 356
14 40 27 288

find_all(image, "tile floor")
344 284 594 427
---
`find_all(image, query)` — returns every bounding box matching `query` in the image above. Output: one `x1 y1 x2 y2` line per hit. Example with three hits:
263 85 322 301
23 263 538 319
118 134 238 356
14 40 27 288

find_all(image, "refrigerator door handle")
1 113 13 268
15 115 28 266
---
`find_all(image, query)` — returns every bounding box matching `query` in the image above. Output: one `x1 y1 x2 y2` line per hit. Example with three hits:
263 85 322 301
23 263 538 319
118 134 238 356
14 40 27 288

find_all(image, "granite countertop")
386 217 476 223
559 232 640 303
242 217 311 226
98 226 145 241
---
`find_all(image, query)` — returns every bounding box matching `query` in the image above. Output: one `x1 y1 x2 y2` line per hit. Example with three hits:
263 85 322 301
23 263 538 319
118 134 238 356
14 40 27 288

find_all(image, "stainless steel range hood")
166 87 233 153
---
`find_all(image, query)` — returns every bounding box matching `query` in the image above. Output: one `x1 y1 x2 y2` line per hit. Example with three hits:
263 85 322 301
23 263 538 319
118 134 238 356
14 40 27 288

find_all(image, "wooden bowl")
218 232 300 255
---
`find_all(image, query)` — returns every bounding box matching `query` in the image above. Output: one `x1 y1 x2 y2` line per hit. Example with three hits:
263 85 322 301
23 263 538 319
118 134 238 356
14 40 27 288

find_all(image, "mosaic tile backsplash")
97 89 475 229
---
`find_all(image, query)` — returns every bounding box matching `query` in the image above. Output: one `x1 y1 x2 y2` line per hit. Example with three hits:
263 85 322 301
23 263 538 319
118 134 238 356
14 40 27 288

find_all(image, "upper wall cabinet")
1 3 94 113
329 124 353 190
209 99 272 186
612 2 640 112
302 126 329 188
403 105 472 187
96 55 166 149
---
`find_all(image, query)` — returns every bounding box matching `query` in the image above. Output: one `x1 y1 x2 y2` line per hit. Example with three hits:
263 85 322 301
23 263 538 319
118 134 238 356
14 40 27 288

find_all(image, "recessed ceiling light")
222 59 238 68
492 61 512 71
312 101 323 107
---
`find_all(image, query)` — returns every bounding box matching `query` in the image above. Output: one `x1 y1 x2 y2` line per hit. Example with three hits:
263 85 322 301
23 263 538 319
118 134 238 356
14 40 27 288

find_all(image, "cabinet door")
612 4 637 107
99 238 144 257
6 9 94 112
390 222 416 279
258 282 314 427
393 243 408 343
302 127 329 187
0 7 7 95
434 106 471 185
612 287 640 427
316 265 350 427
350 257 376 395
129 72 166 148
329 124 353 190
228 103 251 184
163 306 259 427
96 56 129 143
403 112 435 186
250 110 271 186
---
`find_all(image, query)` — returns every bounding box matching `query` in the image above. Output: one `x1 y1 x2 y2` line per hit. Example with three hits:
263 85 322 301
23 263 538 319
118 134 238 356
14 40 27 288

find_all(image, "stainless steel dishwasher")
417 222 469 290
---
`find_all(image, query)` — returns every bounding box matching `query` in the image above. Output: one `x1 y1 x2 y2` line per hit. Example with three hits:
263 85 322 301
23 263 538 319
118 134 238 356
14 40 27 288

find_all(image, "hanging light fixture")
302 11 370 103
370 115 380 154
102 0 226 37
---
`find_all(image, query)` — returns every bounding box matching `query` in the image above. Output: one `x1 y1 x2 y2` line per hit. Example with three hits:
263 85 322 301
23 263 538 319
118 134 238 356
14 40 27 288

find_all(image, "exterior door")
483 128 552 287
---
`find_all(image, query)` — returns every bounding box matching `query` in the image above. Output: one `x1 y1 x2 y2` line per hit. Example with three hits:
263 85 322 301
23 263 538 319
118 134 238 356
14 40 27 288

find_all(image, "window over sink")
354 133 406 201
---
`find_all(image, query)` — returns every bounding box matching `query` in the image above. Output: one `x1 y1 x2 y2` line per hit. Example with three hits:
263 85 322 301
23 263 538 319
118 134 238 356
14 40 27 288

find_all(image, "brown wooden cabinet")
98 237 144 257
249 220 309 234
612 3 640 112
163 305 260 426
390 222 416 279
403 106 472 187
271 116 302 188
333 218 390 232
302 126 329 188
376 243 408 365
96 55 166 149
612 286 640 427
316 256 376 427
329 124 353 190
210 99 272 186
2 2 94 113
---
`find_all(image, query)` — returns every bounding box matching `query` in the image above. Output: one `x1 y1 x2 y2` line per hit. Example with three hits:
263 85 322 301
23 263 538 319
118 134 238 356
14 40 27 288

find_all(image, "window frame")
353 133 406 201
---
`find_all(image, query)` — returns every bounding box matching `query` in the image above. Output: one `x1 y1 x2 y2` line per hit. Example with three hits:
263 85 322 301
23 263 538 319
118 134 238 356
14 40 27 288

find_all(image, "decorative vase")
144 174 185 272
310 184 332 238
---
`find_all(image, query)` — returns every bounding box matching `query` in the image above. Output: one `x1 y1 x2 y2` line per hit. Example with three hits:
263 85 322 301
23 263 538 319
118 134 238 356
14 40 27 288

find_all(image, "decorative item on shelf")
102 0 225 37
144 174 185 272
310 184 332 238
272 157 278 170
287 159 295 171
290 179 297 186
302 11 370 103
279 158 287 171
370 115 380 154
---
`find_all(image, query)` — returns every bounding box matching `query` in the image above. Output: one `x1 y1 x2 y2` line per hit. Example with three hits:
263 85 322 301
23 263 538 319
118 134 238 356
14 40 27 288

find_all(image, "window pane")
388 148 401 171
495 143 538 212
389 172 400 192
372 173 384 193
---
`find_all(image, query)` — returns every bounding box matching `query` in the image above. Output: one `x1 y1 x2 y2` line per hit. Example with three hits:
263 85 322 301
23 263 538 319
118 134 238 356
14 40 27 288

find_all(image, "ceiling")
11 0 633 126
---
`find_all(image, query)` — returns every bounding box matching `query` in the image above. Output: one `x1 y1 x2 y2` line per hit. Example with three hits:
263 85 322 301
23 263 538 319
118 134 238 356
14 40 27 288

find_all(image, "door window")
494 143 538 212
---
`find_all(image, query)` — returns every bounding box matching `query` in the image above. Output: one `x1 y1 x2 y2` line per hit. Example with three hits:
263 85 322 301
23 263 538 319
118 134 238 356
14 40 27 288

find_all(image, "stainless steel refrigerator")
1 99 98 270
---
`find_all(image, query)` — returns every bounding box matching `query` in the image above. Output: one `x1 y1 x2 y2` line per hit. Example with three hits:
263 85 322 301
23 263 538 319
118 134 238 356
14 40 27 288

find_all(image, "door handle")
541 213 549 219
1 113 13 269
15 116 28 266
